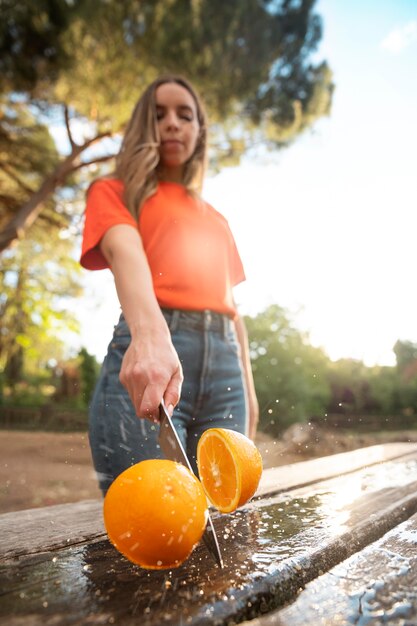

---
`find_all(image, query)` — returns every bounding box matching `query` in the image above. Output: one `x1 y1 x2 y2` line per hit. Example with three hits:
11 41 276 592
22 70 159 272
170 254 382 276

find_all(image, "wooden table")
1 442 417 625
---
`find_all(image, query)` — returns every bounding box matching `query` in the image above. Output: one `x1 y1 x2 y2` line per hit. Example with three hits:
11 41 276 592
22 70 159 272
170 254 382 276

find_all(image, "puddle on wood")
1 458 416 626
271 515 417 625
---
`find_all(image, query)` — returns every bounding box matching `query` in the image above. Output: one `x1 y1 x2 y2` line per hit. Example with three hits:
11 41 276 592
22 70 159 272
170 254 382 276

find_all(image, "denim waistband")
161 308 232 335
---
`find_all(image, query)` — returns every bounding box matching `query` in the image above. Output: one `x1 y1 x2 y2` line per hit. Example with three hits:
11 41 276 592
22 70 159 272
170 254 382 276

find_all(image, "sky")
76 0 417 367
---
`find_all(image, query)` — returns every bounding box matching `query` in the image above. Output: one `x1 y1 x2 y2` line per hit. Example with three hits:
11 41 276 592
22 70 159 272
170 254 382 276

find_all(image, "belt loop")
169 309 180 333
162 308 180 333
204 309 212 330
223 315 229 339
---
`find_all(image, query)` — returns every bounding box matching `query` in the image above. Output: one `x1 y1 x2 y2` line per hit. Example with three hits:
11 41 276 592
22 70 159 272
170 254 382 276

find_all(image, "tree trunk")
0 132 113 253
2 262 27 387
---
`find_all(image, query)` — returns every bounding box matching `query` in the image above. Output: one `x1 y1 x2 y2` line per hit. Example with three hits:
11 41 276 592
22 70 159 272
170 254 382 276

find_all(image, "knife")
158 401 224 568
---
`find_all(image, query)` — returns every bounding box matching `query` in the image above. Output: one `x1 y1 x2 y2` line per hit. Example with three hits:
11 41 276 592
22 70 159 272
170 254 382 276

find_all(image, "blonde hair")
115 75 208 219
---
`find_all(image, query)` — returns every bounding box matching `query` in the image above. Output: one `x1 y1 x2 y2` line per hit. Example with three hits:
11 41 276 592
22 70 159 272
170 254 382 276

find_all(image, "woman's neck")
158 165 184 184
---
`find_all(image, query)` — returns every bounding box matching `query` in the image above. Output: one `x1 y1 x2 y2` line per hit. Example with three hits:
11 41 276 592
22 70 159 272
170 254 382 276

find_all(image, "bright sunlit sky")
76 0 417 366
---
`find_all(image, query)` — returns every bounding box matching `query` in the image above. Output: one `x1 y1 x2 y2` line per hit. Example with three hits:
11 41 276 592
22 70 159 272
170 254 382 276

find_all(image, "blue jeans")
89 309 248 494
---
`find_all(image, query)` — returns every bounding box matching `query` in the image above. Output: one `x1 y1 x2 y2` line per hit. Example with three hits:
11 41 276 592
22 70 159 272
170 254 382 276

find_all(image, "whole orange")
103 459 208 569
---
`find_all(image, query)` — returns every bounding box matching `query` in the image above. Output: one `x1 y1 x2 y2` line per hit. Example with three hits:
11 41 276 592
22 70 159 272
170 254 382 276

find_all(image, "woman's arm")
100 224 183 422
234 314 259 440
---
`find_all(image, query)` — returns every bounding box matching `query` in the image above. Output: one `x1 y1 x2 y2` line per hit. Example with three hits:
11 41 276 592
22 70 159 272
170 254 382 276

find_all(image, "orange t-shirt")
80 179 245 318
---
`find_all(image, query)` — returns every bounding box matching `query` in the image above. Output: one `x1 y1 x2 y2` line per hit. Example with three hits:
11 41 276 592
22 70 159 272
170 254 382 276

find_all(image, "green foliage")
0 347 99 419
243 304 417 435
2 296 417 431
0 0 78 93
366 366 399 415
326 352 417 421
326 359 374 415
0 95 61 227
55 0 333 151
396 378 417 418
245 304 331 434
0 94 84 386
0 232 82 385
2 0 334 150
0 370 56 407
78 347 99 407
394 340 417 372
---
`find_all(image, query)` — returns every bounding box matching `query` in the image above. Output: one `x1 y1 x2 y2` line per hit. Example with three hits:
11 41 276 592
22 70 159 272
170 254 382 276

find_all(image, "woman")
81 75 258 493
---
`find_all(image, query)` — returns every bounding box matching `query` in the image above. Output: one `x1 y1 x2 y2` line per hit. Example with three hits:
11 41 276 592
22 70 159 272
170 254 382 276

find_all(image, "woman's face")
155 82 200 180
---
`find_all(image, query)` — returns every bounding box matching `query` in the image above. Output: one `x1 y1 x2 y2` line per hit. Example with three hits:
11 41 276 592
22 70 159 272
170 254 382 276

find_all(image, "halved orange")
196 428 263 513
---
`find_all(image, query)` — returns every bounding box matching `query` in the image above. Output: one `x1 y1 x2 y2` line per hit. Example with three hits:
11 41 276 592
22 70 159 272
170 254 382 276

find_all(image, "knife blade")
158 401 224 568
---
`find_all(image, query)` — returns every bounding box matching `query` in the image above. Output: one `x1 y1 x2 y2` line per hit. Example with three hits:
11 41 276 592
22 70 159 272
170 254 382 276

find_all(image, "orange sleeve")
80 179 138 270
210 206 245 287
228 227 246 287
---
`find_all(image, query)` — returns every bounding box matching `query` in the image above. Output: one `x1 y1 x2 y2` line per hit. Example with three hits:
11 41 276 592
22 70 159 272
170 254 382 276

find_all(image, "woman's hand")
119 328 183 422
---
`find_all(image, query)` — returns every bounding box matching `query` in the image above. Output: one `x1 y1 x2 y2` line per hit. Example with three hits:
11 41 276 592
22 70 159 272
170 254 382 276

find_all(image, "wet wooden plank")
255 442 417 498
0 499 104 561
244 511 417 625
1 443 416 561
0 451 417 626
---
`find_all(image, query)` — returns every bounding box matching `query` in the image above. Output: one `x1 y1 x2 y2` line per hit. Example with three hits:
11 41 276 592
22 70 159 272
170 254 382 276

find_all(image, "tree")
367 366 399 416
0 94 113 251
0 95 64 231
245 304 330 434
0 231 82 386
78 347 99 407
0 0 334 250
0 0 78 93
326 359 375 415
394 340 417 374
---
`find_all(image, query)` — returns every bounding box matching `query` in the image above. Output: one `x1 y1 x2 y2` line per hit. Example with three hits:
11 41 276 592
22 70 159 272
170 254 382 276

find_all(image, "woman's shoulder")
88 176 124 196
201 198 229 224
85 177 132 220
